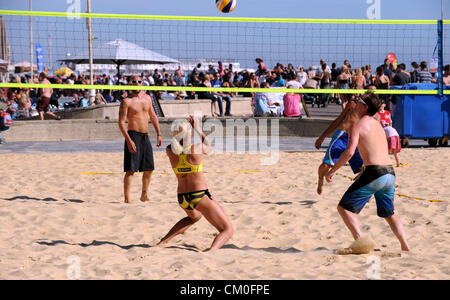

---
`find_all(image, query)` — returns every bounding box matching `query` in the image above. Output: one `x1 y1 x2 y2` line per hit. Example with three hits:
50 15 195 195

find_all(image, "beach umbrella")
59 38 179 75
55 66 75 77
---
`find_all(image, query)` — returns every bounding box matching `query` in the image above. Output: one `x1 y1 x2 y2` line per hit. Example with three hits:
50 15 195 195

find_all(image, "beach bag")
0 111 12 131
304 78 318 89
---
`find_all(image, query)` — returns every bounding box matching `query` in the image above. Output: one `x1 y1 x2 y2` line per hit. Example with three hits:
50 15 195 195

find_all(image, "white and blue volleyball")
216 0 237 13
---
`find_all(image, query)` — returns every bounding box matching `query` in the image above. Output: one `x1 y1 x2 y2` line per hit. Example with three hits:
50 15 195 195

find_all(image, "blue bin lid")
390 83 438 90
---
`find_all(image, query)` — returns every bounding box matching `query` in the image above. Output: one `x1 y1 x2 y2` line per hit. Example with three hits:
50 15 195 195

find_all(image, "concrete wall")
160 97 253 118
21 97 253 120
2 117 333 142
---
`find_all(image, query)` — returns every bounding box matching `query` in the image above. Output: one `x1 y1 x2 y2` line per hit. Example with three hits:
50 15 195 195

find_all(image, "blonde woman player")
157 115 233 251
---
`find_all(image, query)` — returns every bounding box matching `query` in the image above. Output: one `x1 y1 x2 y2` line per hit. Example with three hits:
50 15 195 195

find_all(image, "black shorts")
124 130 154 172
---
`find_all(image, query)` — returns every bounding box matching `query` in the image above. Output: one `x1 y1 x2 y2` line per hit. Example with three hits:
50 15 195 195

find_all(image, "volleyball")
216 0 237 13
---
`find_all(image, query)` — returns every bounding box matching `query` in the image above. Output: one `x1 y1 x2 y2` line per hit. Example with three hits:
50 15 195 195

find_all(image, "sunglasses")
131 80 143 84
353 96 367 105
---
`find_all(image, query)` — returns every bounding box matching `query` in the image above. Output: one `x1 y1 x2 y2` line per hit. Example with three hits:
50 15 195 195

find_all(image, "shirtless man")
118 76 162 203
37 72 61 120
325 94 410 251
314 91 370 195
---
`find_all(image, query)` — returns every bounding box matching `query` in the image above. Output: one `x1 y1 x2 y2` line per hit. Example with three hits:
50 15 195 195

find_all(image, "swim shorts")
37 96 51 112
177 189 212 210
124 130 155 172
323 129 364 174
338 165 396 218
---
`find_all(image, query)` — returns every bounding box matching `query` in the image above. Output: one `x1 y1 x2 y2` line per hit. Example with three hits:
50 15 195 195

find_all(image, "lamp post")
29 0 34 79
87 0 95 103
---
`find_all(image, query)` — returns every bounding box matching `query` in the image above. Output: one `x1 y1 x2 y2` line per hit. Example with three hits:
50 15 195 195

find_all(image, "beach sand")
0 149 449 280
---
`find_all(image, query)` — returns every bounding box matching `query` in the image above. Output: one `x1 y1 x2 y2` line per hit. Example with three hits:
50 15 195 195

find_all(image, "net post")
438 19 443 97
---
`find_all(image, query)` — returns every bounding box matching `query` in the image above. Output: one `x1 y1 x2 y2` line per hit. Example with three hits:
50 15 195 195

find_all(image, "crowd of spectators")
1 58 449 120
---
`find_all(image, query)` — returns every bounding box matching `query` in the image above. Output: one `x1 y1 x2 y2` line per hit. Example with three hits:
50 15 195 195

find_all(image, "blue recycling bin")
391 83 449 146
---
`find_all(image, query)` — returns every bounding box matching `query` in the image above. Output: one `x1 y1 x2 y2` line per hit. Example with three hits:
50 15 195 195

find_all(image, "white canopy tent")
60 39 179 75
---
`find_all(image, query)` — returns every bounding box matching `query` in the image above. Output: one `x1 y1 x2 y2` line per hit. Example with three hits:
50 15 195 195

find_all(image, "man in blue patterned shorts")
325 93 410 251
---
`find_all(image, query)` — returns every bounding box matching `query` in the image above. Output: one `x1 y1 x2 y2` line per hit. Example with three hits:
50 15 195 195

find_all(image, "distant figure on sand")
157 116 233 251
325 94 410 251
118 75 162 203
37 72 61 120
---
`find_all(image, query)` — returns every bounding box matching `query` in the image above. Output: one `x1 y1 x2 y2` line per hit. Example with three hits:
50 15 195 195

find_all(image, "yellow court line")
0 83 445 95
0 10 442 24
395 193 445 203
78 170 265 175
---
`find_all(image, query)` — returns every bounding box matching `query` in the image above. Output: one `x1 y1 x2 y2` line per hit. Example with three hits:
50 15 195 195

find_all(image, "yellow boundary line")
1 83 447 95
74 164 446 203
0 10 442 24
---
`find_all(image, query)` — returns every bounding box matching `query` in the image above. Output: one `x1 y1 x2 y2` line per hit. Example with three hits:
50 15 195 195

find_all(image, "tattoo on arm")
119 101 127 118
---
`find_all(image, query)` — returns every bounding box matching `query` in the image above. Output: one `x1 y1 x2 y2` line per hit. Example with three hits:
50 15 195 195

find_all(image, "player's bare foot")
317 179 323 195
140 191 150 202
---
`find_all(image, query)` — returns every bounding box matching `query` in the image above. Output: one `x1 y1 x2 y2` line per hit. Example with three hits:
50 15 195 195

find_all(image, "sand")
0 149 449 280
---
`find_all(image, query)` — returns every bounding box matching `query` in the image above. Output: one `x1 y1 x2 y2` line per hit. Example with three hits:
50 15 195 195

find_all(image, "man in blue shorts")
325 94 410 251
315 93 365 195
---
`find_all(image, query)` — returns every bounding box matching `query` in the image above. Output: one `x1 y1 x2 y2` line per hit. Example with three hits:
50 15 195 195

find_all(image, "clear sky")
1 0 447 19
1 0 448 71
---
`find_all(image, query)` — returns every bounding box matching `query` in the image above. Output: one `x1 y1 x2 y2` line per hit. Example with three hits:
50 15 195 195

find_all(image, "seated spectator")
159 82 177 100
18 89 32 117
175 91 187 100
392 63 411 86
283 84 302 118
207 65 216 76
272 74 286 87
79 92 90 107
416 61 433 83
95 90 107 105
213 72 234 116
6 89 20 120
197 74 223 116
443 64 450 86
102 89 113 103
0 101 9 144
286 73 302 90
253 82 275 117
255 58 266 76
410 61 420 83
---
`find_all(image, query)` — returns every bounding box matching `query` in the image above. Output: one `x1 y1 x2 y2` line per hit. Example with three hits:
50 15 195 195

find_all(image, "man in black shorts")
118 76 162 203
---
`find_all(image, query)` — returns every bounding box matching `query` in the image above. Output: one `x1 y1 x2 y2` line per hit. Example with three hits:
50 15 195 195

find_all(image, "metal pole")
87 0 95 103
29 0 34 80
48 34 52 72
438 19 443 97
87 0 94 84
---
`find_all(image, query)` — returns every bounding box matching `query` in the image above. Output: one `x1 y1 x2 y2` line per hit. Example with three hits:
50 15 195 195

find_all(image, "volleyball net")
0 10 448 96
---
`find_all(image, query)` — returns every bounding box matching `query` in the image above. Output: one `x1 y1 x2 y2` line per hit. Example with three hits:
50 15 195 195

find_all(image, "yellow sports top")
173 145 203 174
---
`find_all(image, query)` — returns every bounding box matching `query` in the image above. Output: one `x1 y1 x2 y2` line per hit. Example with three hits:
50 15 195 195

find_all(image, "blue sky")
1 0 448 71
1 0 447 19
